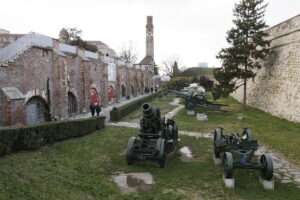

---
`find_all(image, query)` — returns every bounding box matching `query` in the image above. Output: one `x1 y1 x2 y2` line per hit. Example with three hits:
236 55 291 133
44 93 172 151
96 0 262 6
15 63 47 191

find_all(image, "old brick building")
0 16 158 126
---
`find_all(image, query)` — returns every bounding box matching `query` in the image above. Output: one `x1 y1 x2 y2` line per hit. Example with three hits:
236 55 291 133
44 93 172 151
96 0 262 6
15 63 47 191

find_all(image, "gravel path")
108 97 300 187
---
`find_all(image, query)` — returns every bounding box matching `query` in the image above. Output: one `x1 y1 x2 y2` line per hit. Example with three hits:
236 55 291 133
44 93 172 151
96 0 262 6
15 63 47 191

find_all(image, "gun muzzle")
142 103 156 120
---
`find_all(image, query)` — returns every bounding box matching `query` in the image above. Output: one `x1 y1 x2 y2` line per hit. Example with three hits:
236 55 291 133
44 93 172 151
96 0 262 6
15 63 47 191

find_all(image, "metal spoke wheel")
126 138 135 165
158 139 166 168
244 128 253 141
187 103 194 110
172 124 179 146
224 152 234 179
214 128 222 158
260 154 273 180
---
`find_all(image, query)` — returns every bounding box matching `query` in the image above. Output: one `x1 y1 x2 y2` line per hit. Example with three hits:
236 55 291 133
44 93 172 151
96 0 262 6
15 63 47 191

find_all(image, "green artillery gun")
213 128 273 181
168 90 228 113
126 103 179 168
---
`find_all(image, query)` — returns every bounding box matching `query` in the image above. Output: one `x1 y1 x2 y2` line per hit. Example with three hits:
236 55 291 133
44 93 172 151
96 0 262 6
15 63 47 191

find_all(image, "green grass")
121 94 177 121
174 94 300 166
0 126 299 199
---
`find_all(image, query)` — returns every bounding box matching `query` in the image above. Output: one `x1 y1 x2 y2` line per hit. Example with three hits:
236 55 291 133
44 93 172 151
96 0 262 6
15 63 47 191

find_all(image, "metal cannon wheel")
213 128 222 158
159 140 166 168
126 137 135 165
244 128 253 141
172 124 179 146
224 152 234 179
185 101 195 110
260 154 273 180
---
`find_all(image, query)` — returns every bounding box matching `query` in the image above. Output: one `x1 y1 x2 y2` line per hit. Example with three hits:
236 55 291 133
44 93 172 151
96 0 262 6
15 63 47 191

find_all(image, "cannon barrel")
142 103 159 121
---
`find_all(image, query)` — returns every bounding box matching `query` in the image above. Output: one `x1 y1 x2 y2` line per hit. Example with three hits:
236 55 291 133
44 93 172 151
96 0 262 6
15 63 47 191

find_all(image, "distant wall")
231 15 300 123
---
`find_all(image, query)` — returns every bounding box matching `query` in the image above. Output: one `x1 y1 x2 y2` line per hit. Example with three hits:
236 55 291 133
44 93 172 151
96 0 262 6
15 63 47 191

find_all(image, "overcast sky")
1 0 299 70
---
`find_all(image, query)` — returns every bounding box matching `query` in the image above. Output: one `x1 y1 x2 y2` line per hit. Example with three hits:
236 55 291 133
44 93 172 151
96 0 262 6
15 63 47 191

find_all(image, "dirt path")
107 97 300 187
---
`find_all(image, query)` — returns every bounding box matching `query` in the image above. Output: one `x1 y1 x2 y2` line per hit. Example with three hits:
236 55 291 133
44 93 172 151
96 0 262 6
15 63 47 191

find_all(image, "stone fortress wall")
231 14 300 123
0 16 157 126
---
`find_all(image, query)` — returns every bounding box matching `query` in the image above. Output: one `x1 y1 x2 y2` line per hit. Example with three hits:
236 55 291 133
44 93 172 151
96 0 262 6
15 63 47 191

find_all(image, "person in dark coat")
95 103 101 116
90 104 96 116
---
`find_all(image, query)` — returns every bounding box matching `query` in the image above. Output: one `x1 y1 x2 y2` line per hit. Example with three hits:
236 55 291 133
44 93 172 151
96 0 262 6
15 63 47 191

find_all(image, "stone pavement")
107 97 300 187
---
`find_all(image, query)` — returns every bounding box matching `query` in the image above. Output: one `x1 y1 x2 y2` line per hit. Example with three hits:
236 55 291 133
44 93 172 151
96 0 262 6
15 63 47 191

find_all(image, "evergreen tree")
214 0 270 109
172 61 180 77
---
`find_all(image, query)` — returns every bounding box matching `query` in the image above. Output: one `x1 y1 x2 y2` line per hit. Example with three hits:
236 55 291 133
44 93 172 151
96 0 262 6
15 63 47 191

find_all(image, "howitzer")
168 90 228 113
213 128 273 181
126 103 178 168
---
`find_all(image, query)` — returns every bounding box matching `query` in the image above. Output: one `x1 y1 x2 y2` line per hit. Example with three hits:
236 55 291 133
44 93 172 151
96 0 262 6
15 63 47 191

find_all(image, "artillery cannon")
126 103 178 168
168 90 228 113
213 128 273 181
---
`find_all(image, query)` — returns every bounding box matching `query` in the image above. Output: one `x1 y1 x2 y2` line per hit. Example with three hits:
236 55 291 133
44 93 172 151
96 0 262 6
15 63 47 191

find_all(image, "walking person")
90 103 96 117
95 103 101 116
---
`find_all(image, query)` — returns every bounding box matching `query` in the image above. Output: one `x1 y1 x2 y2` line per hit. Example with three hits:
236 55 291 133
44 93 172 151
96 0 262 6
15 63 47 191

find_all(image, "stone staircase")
0 32 53 66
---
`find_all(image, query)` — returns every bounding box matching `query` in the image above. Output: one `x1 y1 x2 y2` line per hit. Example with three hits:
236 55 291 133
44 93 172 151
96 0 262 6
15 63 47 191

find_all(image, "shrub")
166 77 192 90
0 116 105 155
110 92 162 122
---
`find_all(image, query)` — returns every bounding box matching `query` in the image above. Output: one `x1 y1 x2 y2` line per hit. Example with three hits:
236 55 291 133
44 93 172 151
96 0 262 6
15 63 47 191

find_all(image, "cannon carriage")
213 128 273 181
168 90 228 113
126 103 178 168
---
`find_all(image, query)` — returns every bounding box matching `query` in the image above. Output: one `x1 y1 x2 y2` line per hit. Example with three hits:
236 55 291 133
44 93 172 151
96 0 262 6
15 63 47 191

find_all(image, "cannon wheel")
172 124 179 145
185 100 195 110
260 154 273 180
159 139 166 168
184 101 189 108
213 128 222 158
126 137 135 165
224 152 234 179
244 128 253 141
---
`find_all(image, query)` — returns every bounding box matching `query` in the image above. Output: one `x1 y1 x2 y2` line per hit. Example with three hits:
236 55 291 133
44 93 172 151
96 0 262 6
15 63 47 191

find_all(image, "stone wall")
0 39 151 126
231 15 300 123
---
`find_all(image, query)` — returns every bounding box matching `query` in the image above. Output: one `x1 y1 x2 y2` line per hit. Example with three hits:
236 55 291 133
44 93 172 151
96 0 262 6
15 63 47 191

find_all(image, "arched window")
25 96 47 125
122 85 126 98
108 86 115 102
68 92 77 116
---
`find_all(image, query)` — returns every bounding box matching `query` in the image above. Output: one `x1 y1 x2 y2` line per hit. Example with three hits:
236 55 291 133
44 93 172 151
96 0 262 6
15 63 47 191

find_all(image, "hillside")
180 67 214 79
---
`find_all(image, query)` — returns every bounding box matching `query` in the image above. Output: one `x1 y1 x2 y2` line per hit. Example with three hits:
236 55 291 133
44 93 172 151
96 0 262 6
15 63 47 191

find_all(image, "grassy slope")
180 67 214 80
174 94 300 166
122 94 177 121
0 126 299 200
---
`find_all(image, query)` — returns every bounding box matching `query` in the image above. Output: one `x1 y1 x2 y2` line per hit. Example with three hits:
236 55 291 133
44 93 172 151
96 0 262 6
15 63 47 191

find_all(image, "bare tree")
161 55 185 77
66 28 82 41
119 41 139 63
61 27 97 52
